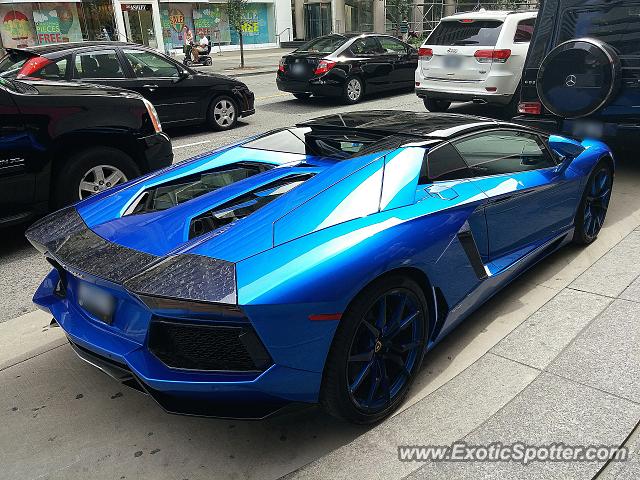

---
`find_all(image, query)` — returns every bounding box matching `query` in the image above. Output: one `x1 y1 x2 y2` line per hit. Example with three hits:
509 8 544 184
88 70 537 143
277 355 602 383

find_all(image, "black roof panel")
298 111 500 139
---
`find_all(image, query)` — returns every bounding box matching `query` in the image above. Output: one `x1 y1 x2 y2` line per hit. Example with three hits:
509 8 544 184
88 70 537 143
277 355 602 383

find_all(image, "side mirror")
547 135 585 171
174 69 190 82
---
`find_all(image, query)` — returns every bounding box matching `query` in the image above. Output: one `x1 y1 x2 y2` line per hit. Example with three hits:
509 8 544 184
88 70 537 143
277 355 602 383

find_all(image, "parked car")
0 77 172 227
276 33 418 104
415 9 537 114
27 111 614 423
0 42 255 131
515 0 639 150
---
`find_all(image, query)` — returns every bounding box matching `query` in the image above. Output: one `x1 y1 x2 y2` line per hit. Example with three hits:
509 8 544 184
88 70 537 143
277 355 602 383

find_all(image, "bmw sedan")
0 42 255 131
277 33 418 104
28 112 613 423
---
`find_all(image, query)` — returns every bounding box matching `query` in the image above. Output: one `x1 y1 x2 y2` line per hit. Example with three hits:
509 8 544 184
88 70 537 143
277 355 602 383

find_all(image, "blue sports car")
27 112 614 424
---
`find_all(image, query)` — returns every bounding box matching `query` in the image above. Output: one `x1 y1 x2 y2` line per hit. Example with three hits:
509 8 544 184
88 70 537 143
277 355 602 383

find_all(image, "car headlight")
143 98 162 133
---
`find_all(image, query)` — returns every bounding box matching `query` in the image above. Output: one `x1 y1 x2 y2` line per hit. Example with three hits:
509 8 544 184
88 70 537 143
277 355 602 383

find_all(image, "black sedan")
276 33 418 104
0 42 255 131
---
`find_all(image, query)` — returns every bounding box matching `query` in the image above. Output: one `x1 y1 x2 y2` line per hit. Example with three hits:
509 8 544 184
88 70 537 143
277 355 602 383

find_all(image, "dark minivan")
515 0 640 149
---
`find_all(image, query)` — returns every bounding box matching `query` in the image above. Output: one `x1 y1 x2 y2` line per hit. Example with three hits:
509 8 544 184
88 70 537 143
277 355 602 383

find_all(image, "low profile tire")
343 77 364 104
207 95 238 131
573 160 613 245
293 93 311 100
53 147 140 208
320 275 429 424
423 98 451 112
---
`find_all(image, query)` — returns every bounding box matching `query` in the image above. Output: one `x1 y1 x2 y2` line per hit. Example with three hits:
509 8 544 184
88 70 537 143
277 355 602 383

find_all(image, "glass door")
121 4 157 49
305 2 332 40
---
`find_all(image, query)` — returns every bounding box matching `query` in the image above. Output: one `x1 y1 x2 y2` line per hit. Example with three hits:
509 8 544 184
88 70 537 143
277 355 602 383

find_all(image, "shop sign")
169 8 185 32
121 4 150 12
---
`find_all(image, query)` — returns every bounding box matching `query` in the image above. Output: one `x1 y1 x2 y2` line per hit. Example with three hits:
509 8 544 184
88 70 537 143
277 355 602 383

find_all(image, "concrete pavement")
177 47 291 77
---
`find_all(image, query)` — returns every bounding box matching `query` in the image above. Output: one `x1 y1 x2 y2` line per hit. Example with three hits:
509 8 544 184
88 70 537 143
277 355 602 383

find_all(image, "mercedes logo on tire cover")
536 38 621 119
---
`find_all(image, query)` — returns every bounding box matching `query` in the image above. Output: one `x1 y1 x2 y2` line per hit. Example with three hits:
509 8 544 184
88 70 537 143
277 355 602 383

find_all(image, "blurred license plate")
444 56 462 68
77 282 115 324
291 63 305 75
569 120 604 139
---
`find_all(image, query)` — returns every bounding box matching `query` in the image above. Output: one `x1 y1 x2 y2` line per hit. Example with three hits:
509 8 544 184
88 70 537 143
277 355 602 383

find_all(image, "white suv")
415 9 537 113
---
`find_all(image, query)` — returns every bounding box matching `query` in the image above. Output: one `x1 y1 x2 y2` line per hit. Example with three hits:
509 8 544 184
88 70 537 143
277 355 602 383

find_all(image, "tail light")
17 55 51 78
314 59 336 75
518 101 542 115
474 49 511 64
418 47 433 60
278 58 285 72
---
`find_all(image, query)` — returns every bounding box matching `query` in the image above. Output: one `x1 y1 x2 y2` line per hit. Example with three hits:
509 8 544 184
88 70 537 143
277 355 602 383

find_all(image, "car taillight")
518 101 542 115
418 47 433 60
17 55 51 78
474 49 511 64
314 59 336 75
278 58 285 72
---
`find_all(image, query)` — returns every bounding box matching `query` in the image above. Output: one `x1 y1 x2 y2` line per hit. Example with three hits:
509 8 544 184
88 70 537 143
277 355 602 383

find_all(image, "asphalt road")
0 73 503 323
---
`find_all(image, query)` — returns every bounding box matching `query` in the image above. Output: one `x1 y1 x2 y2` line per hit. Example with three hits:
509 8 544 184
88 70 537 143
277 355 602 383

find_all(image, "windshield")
0 51 31 78
427 19 504 46
295 35 348 54
243 127 400 160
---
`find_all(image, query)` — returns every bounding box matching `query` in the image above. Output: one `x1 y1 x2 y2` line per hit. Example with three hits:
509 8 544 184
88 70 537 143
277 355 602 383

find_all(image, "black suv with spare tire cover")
0 77 172 227
514 0 639 149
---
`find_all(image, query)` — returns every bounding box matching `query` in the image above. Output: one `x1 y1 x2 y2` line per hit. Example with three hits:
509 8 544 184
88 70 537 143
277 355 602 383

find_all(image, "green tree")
226 0 248 68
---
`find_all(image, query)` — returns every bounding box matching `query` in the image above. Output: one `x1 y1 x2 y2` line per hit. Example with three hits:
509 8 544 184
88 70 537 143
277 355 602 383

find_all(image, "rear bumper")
276 74 344 97
415 85 512 105
33 268 323 419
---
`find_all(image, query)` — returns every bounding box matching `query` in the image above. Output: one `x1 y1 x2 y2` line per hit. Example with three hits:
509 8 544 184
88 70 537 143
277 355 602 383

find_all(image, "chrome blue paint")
30 128 615 417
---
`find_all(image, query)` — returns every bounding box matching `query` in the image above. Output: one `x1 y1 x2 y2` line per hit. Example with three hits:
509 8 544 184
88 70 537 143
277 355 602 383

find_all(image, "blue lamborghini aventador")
27 111 614 424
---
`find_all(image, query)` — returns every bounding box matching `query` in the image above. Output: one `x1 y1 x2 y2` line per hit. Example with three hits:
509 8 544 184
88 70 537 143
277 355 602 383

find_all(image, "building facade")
0 0 293 53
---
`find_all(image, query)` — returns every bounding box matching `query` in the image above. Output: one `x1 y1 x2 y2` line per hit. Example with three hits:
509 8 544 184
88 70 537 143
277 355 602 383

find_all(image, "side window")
378 36 408 54
514 18 535 43
419 143 472 184
74 50 125 79
123 50 179 78
452 130 556 176
30 57 68 80
350 37 382 56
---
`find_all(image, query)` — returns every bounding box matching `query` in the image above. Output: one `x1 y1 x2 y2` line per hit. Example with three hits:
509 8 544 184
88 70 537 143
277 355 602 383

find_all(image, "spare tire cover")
537 38 621 119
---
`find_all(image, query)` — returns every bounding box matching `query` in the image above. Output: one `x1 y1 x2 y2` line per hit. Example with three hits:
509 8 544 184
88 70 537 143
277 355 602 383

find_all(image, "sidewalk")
175 47 292 77
285 235 640 479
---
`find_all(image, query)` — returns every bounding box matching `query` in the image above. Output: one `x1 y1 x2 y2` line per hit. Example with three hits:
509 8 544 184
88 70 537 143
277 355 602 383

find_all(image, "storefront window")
0 1 117 49
160 1 274 51
345 0 373 33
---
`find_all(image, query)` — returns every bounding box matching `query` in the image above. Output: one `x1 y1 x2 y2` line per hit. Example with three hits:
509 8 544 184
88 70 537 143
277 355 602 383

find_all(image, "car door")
72 48 132 90
348 37 393 92
451 129 581 263
377 36 417 86
120 48 200 125
0 82 37 220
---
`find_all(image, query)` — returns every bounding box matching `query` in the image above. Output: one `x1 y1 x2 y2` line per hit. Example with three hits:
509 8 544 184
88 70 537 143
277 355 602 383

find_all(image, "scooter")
183 43 213 67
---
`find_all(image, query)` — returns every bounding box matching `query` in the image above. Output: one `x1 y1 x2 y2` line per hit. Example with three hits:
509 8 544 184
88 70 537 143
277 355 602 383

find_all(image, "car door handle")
143 84 158 91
